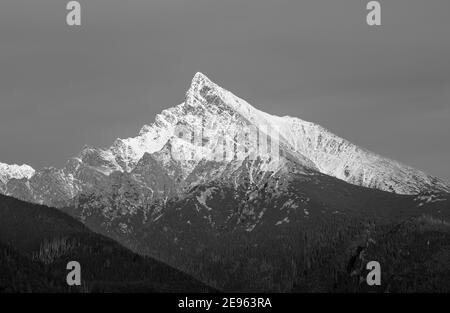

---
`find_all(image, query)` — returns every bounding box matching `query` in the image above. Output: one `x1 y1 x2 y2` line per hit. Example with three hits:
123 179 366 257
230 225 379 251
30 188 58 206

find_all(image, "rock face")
0 72 448 207
1 72 450 292
275 118 449 194
0 163 34 194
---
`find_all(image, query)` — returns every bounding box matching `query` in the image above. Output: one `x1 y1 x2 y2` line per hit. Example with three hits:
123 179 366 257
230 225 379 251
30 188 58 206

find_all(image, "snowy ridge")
0 162 35 192
105 72 314 177
278 118 449 194
172 73 450 194
0 72 449 206
177 72 448 194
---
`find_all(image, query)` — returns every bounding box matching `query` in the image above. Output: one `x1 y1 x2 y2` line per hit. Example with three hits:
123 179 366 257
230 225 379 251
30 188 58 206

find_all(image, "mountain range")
1 72 449 292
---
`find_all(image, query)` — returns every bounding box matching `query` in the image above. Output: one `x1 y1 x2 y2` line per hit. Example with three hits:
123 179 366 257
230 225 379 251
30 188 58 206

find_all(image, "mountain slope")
0 194 213 293
1 73 448 210
1 72 449 292
63 158 450 291
0 162 34 194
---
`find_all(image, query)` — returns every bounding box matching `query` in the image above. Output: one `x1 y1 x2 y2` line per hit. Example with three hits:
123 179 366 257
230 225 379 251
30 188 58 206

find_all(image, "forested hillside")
0 194 213 293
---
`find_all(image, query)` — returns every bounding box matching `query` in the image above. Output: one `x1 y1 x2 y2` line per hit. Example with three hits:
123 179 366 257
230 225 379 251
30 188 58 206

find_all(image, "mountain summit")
0 162 34 193
1 73 450 292
0 72 448 207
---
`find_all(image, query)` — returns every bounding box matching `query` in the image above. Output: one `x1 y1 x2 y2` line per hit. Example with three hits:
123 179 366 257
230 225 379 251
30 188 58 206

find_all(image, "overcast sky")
0 0 449 182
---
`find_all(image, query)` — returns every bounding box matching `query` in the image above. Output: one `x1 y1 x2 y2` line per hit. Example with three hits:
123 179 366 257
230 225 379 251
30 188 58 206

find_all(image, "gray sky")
0 0 449 182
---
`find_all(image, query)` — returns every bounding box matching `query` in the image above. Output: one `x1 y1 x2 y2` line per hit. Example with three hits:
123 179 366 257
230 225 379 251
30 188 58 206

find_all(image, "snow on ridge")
179 73 449 194
2 72 448 198
0 162 35 181
0 162 35 192
91 71 449 194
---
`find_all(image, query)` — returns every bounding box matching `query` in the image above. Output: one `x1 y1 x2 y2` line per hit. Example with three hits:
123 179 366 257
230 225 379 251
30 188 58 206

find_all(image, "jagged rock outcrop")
0 72 448 208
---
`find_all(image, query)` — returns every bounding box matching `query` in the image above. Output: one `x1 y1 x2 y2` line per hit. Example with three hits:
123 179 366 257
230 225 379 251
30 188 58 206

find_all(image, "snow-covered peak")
0 162 35 192
191 72 214 90
185 73 290 137
2 72 448 200
186 72 252 115
0 162 35 180
99 72 449 194
186 72 221 108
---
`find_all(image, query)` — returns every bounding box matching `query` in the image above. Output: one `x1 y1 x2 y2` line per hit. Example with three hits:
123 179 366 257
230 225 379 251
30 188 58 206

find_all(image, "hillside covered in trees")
0 194 213 293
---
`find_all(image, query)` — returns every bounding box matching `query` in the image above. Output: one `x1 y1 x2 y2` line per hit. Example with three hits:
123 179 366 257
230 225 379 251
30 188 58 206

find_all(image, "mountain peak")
0 162 35 192
185 72 221 107
185 72 259 122
0 162 35 177
189 72 216 95
192 72 212 85
2 73 449 198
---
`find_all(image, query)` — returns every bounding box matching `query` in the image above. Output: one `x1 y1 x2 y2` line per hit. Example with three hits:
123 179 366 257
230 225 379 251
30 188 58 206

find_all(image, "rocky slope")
64 162 450 291
0 163 34 194
1 73 448 209
1 73 450 292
